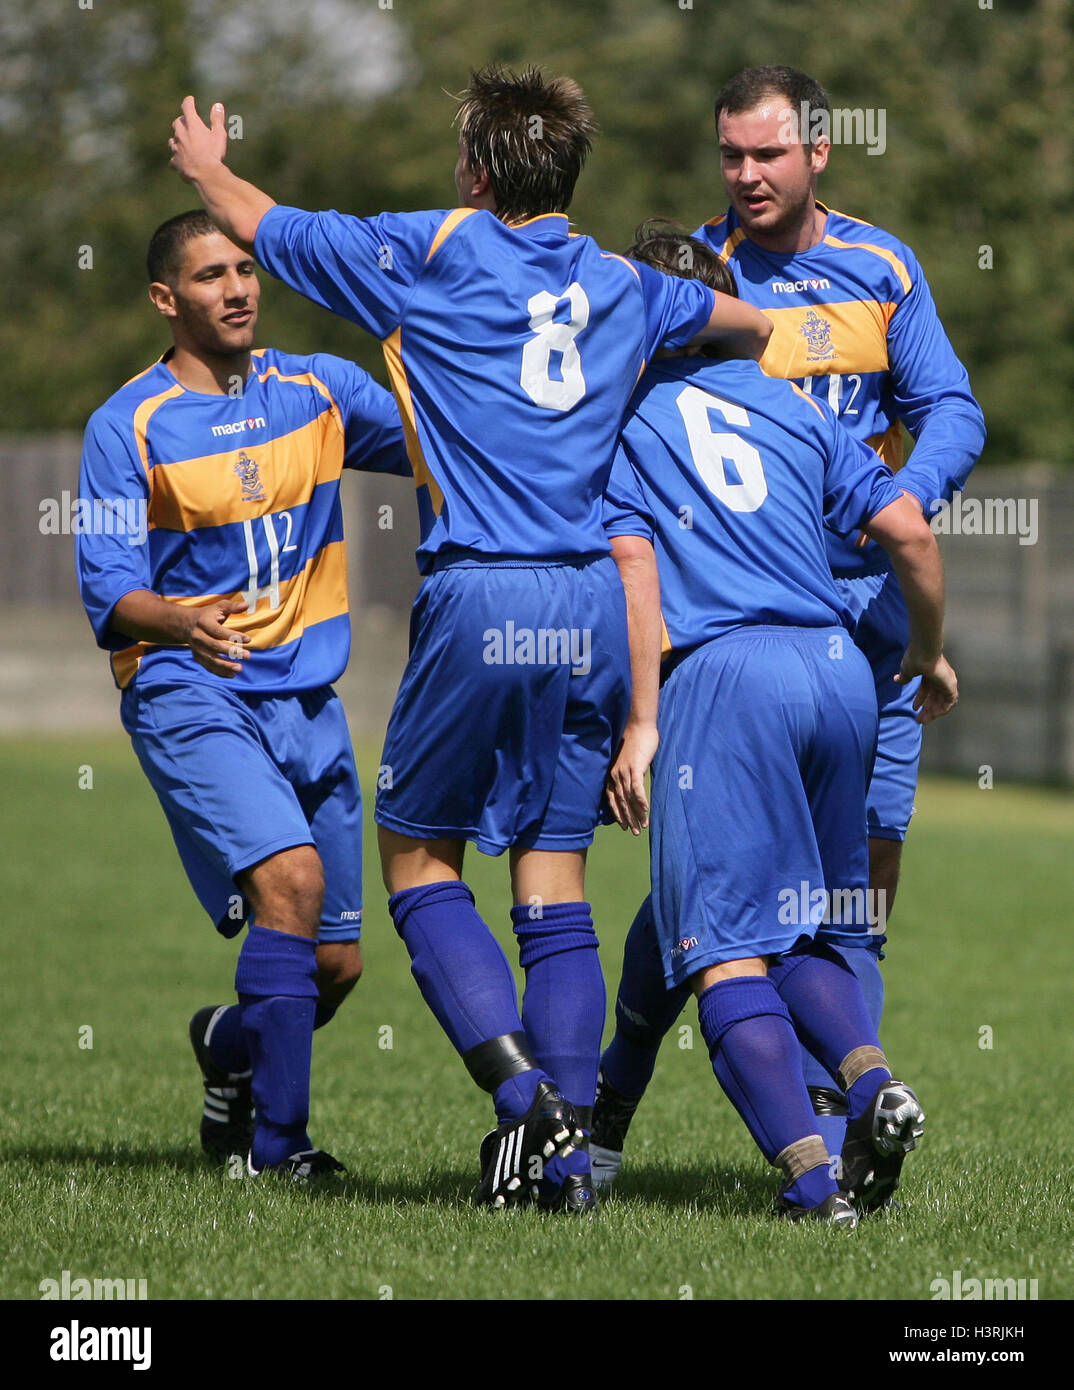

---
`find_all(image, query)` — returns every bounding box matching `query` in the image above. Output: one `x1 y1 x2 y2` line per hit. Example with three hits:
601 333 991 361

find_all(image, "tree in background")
1 0 1069 464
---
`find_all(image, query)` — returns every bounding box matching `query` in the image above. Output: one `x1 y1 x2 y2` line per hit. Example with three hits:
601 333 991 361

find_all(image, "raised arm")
169 97 276 252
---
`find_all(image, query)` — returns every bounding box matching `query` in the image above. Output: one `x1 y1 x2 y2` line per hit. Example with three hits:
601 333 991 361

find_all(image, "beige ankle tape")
837 1046 889 1093
774 1134 830 1182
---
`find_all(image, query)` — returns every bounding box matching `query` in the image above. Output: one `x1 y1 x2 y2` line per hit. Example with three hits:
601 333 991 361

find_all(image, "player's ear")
809 136 831 177
148 280 178 319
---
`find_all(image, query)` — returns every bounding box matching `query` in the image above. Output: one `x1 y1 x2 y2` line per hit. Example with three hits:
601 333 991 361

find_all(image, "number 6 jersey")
602 357 903 657
253 205 716 571
77 348 408 692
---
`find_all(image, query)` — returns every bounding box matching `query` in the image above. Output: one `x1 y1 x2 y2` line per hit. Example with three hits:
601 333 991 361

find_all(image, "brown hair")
455 64 596 223
626 220 738 298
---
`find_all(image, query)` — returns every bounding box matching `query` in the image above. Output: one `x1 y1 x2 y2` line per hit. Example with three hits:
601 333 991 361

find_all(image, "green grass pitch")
1 735 1071 1301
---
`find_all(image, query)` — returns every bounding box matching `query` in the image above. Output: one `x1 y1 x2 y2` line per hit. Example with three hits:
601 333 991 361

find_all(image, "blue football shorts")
650 626 879 988
375 553 630 855
121 679 363 942
837 571 922 842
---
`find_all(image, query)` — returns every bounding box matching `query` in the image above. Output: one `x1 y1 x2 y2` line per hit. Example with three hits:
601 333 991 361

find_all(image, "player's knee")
316 942 363 1008
243 847 325 936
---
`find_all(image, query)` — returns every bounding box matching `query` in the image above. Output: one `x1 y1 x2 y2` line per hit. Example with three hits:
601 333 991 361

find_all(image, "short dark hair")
455 64 596 223
147 209 222 284
626 220 738 298
714 65 830 145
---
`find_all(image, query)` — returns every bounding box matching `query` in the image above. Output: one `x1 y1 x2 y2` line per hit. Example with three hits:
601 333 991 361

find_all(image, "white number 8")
675 384 768 513
520 283 589 411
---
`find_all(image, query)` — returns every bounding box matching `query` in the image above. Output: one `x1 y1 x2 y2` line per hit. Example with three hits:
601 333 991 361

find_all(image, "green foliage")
0 0 1068 463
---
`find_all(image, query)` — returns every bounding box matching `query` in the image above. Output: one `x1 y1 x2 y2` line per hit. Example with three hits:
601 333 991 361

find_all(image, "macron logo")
771 278 831 294
211 416 266 438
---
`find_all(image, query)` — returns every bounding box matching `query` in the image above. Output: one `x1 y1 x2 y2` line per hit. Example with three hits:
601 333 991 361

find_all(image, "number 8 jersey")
77 349 408 692
253 206 716 571
602 357 903 656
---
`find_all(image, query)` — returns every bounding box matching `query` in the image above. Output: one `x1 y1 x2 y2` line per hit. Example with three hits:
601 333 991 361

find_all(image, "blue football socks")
511 901 602 1187
697 976 837 1209
235 924 319 1170
767 940 890 1124
389 880 550 1123
600 895 690 1098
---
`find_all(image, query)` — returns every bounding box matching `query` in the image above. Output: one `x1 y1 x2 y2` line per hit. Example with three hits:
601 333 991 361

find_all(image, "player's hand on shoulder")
606 721 660 835
187 598 250 678
896 650 958 724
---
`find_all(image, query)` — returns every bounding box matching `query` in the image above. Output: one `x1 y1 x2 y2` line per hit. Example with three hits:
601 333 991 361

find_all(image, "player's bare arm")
607 534 662 834
690 292 772 360
864 493 957 724
111 589 250 678
168 97 275 253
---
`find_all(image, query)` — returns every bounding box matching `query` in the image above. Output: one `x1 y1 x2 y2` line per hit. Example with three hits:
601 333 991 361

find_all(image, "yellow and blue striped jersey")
77 348 408 692
254 206 716 571
696 204 985 576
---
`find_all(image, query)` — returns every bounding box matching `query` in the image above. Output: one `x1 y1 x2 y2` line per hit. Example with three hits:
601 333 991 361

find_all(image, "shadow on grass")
5 1143 208 1173
606 1161 777 1214
5 1142 477 1204
7 1145 779 1213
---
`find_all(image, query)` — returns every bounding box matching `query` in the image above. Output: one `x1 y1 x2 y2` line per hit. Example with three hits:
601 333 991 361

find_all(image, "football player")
77 210 408 1178
593 67 985 1184
167 65 772 1211
603 227 957 1219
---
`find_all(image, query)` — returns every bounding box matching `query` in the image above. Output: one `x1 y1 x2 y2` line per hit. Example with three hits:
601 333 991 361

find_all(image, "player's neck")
165 345 253 396
746 201 827 256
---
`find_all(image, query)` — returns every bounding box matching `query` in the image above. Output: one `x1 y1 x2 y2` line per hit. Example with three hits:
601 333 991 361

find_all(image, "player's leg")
650 630 856 1222
502 554 634 1210
769 635 924 1211
232 843 333 1174
375 564 593 1204
590 895 690 1189
507 846 602 1210
799 576 921 1150
122 681 339 1175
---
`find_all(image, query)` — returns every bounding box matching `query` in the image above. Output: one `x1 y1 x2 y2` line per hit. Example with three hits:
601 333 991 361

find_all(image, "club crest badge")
799 309 836 363
234 451 266 502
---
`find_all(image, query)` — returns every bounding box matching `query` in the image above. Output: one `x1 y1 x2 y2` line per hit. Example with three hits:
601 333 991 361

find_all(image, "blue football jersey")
255 206 716 571
695 204 985 576
602 357 902 655
77 348 408 692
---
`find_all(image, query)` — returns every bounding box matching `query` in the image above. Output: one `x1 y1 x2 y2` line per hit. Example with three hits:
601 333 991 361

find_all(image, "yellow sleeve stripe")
382 327 444 516
822 232 912 295
254 364 340 417
789 382 828 419
426 208 478 263
132 383 184 478
600 252 641 282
